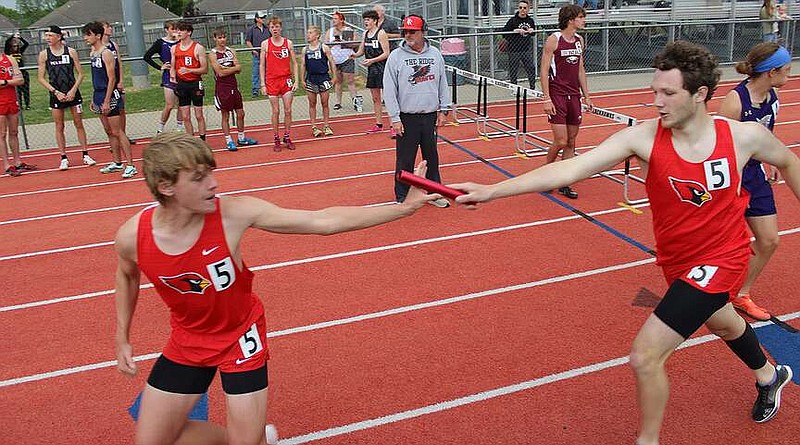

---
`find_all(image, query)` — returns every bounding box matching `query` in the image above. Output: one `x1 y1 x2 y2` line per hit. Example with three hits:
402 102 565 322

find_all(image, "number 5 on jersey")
206 257 236 291
238 323 264 361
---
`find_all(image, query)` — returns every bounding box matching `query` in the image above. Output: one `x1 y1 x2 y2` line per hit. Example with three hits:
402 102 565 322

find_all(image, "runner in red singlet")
170 20 207 140
259 16 299 151
540 5 592 199
452 41 799 445
0 49 23 176
114 133 440 445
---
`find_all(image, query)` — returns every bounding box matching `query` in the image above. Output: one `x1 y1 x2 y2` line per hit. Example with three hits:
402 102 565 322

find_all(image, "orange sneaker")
732 295 771 321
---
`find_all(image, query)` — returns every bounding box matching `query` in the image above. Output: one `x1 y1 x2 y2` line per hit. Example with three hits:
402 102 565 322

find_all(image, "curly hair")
652 40 720 102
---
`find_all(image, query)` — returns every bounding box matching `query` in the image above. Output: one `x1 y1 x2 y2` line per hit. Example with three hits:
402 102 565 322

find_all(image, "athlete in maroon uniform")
114 133 439 445
452 41 799 444
259 16 299 151
209 28 257 151
540 5 592 199
0 51 24 176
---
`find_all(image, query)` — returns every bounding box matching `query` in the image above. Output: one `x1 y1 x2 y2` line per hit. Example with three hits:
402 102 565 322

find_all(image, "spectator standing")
36 25 94 170
143 20 183 134
0 43 25 176
384 15 452 208
300 25 337 137
6 34 30 110
374 4 400 50
245 12 269 97
351 10 390 134
501 0 537 89
326 11 361 112
209 27 258 151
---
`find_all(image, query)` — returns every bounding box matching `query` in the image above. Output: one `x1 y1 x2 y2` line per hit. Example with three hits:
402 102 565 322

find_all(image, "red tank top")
174 41 202 82
0 54 17 106
136 199 264 366
266 37 291 79
646 118 751 277
548 32 582 96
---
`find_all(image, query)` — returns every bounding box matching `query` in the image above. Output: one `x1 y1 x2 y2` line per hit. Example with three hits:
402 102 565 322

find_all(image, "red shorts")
0 101 19 116
266 75 293 97
547 94 582 126
662 257 749 301
164 314 270 373
214 87 244 112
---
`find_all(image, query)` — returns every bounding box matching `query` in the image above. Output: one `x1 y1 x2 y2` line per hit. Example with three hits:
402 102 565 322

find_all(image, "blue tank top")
160 38 177 63
91 49 111 91
304 44 331 84
734 79 779 171
106 40 121 85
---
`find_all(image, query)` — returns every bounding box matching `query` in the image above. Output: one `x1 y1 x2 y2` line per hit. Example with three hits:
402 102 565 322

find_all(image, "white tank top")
328 27 354 65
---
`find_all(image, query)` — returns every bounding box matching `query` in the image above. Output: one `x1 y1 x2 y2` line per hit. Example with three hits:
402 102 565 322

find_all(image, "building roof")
31 0 178 29
198 0 366 14
0 13 16 32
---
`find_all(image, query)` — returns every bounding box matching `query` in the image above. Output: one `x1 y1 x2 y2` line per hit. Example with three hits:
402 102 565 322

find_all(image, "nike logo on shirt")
235 356 255 365
202 246 220 256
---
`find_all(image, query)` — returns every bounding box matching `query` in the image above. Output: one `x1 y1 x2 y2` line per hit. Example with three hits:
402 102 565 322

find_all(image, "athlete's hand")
102 101 110 115
178 67 190 75
543 99 555 116
161 62 171 71
116 341 137 377
64 90 75 101
399 161 441 210
360 58 371 67
451 182 492 209
392 121 403 137
583 96 593 112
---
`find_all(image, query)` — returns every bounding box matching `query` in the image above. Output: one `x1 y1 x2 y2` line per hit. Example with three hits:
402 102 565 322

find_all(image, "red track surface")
1 78 799 444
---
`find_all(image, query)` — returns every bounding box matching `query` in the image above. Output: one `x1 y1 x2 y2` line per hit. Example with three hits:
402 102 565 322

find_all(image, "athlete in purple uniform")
539 5 592 199
209 28 257 151
718 43 792 320
144 21 183 133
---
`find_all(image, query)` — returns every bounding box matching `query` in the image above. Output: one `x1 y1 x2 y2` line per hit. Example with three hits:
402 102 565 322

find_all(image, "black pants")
508 51 536 89
394 112 441 202
16 70 29 108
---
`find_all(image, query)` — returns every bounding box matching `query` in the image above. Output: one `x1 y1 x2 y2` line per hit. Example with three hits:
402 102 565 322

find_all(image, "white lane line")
278 311 800 445
0 203 649 311
0 256 656 388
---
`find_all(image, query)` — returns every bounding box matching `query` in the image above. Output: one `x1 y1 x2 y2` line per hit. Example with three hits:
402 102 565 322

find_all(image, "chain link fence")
11 4 798 152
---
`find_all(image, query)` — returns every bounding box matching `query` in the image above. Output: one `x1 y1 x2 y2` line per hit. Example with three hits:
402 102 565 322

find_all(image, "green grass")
21 51 268 125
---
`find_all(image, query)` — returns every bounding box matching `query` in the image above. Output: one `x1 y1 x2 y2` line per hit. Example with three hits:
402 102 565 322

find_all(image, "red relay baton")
397 170 465 200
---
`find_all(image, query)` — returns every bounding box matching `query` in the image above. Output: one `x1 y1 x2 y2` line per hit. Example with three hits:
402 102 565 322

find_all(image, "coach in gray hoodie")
383 15 453 208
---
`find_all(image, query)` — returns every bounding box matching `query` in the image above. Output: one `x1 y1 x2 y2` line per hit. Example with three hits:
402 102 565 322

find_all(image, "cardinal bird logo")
408 64 431 85
160 272 212 295
669 176 712 207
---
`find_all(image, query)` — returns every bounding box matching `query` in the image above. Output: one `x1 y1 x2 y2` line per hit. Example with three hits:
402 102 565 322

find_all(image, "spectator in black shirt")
6 35 30 110
501 0 537 89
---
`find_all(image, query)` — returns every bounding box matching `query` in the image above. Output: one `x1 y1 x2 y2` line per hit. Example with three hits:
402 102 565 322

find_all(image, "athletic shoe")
732 295 771 321
366 125 383 134
558 186 578 199
323 126 334 136
428 197 451 208
333 103 342 111
100 162 124 174
5 165 21 176
59 158 69 170
128 137 136 145
226 140 239 151
752 364 792 423
265 424 279 445
83 154 97 166
122 165 138 179
283 135 296 150
312 126 323 137
238 137 258 146
17 162 37 171
390 127 397 139
273 137 282 152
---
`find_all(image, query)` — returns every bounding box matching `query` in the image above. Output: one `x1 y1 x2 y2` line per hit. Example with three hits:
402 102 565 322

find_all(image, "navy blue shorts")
91 89 123 117
742 160 776 217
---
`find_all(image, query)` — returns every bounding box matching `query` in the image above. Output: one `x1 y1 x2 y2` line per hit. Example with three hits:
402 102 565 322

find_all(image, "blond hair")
143 133 216 204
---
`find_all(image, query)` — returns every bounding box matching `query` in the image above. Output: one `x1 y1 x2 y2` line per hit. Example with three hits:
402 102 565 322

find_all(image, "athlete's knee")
629 343 666 377
753 233 779 255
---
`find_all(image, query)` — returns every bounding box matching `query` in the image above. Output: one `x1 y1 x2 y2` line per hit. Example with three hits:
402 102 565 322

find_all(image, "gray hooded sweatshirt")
383 40 452 123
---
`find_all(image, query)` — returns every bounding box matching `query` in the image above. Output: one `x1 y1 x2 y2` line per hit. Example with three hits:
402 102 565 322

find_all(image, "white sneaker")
99 162 124 174
82 154 96 166
265 424 279 445
122 165 138 178
59 158 69 170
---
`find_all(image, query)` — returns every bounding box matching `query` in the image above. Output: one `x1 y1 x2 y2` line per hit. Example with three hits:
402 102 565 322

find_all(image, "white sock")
225 135 233 143
157 121 165 132
238 131 246 142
